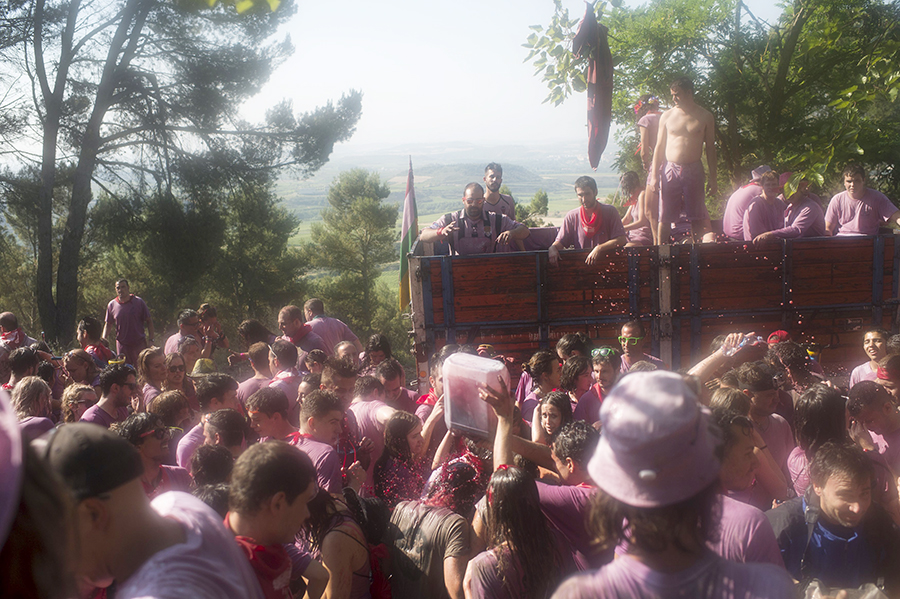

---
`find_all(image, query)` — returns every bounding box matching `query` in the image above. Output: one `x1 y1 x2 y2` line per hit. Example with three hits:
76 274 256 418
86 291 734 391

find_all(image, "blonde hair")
12 376 52 420
61 384 96 423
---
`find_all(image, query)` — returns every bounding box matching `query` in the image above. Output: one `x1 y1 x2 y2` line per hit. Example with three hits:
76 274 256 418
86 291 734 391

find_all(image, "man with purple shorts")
551 372 793 598
103 279 154 366
722 165 771 241
421 182 529 255
548 176 627 267
649 77 718 244
825 163 900 236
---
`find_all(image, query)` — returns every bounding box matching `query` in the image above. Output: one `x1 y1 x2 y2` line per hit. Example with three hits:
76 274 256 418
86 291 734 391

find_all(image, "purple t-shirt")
164 332 193 355
573 387 602 425
105 296 151 346
554 204 626 250
19 416 55 442
825 188 897 236
850 361 878 388
755 413 795 483
870 427 900 475
636 112 660 155
537 482 606 569
484 193 516 219
290 435 343 494
520 389 541 424
743 196 787 241
713 495 784 567
771 194 826 238
80 403 129 428
236 376 270 409
722 183 763 241
787 446 810 497
307 315 359 355
429 210 522 255
176 422 206 470
348 399 389 492
619 353 666 374
551 550 793 599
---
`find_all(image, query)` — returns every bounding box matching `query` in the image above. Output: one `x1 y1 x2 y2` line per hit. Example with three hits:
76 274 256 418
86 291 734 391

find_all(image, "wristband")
438 226 445 237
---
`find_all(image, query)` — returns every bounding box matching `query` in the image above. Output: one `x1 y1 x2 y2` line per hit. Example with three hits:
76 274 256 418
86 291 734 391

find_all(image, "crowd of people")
2 273 900 598
424 78 897 261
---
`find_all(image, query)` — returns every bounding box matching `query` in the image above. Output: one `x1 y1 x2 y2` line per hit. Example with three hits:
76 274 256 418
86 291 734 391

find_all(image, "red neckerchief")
623 192 639 208
580 206 602 237
1 383 13 390
0 327 25 349
85 343 114 363
284 431 314 446
226 518 292 599
282 324 312 345
269 368 300 387
114 294 135 305
417 389 438 406
741 182 761 189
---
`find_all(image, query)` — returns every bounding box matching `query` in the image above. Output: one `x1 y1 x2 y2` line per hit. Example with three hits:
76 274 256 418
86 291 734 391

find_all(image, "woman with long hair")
136 346 166 412
61 349 101 395
620 171 652 247
464 466 573 599
359 333 392 377
12 376 54 442
236 319 277 348
298 490 371 599
519 350 560 425
60 383 97 423
374 410 427 508
161 352 198 412
531 391 574 447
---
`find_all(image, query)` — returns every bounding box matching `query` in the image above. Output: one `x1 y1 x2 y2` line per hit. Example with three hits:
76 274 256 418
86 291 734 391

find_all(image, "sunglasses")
139 428 168 441
592 347 619 358
618 336 644 345
168 364 185 373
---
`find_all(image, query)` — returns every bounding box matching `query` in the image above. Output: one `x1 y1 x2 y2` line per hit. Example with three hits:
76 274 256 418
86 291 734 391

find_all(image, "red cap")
767 330 791 344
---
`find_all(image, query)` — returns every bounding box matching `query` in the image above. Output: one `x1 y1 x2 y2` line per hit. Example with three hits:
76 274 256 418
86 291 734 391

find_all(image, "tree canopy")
0 0 361 342
525 0 900 200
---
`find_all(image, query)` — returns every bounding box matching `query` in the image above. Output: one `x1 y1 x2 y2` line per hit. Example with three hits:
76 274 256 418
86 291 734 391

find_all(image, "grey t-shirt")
389 500 470 599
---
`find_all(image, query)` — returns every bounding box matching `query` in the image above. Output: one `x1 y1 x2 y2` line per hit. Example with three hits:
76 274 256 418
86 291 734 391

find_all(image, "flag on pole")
399 157 418 310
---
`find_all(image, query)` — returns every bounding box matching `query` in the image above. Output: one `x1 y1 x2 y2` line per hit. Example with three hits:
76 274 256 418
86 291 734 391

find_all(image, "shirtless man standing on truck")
648 77 718 244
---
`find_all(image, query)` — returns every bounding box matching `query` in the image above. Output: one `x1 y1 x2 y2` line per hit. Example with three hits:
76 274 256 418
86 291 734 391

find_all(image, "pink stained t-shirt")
787 446 810 497
105 295 151 347
636 112 660 156
722 183 763 241
348 398 389 493
771 194 826 238
619 353 666 374
176 422 205 471
483 193 516 219
825 188 898 236
551 549 794 599
80 403 129 429
164 332 192 356
712 495 784 567
554 204 627 250
236 375 270 409
536 482 607 569
307 315 359 355
574 386 603 425
520 389 542 424
849 361 878 388
743 195 788 241
625 202 653 246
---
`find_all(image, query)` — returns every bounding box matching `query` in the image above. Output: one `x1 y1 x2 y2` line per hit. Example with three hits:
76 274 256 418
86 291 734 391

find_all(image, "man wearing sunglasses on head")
617 320 666 374
80 363 136 428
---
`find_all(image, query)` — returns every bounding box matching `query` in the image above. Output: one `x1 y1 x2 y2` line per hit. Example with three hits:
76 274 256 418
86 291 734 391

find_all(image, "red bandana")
877 366 897 382
580 206 602 237
0 328 26 349
226 518 293 599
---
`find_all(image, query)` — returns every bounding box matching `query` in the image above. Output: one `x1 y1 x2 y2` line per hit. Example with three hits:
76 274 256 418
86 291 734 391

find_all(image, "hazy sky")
246 0 783 152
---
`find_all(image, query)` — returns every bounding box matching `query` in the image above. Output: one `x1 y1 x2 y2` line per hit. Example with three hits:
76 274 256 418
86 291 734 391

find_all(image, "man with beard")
420 183 529 255
549 175 626 267
482 162 515 218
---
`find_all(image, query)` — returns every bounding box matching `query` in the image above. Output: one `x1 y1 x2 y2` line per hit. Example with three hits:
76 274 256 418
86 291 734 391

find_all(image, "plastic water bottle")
724 335 766 357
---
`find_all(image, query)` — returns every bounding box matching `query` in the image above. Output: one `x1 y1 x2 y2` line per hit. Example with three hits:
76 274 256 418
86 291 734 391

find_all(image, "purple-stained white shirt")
483 193 516 219
619 353 666 374
536 482 605 569
770 194 826 238
176 422 205 471
554 204 627 250
625 202 653 246
636 112 660 155
551 550 793 599
722 183 763 241
348 398 389 493
105 296 151 346
80 403 129 429
164 331 193 356
849 361 878 388
236 375 270 409
307 315 359 355
743 195 787 241
825 188 898 236
289 435 343 494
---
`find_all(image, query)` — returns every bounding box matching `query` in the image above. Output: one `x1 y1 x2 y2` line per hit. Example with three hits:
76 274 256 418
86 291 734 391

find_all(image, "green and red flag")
399 157 418 310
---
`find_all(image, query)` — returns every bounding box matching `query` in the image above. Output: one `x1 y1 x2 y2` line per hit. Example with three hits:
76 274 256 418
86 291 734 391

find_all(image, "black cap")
42 423 143 501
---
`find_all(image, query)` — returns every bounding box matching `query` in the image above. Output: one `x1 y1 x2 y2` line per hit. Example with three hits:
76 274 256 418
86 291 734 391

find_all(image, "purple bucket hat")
588 371 722 508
